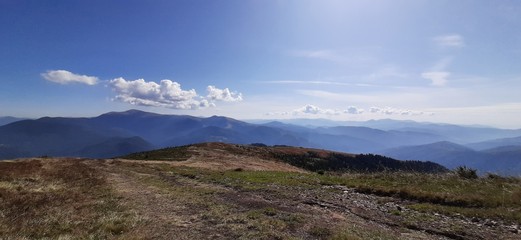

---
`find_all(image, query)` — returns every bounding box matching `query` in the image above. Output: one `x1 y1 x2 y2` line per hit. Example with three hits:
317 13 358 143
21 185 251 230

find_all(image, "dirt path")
106 171 187 239
99 161 217 239
89 160 519 239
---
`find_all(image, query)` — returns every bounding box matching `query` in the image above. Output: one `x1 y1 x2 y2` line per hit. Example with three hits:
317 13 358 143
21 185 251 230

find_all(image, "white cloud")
293 104 341 116
422 71 450 87
41 70 98 85
369 106 427 116
268 105 429 117
293 105 366 116
109 78 242 109
207 85 243 102
299 104 321 114
109 78 205 109
344 106 364 114
433 34 465 48
265 111 290 116
369 107 381 113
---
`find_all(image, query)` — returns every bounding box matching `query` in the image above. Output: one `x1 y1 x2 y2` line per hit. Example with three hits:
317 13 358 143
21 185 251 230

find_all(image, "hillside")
122 142 448 174
1 152 520 239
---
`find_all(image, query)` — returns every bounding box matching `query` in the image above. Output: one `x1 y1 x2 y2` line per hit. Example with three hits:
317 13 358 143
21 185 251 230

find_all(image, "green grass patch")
167 166 322 191
168 167 521 223
409 203 521 223
120 162 521 226
121 145 192 161
323 172 521 223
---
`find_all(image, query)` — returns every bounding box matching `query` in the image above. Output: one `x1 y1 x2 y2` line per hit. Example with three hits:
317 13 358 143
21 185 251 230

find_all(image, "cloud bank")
42 70 98 85
268 105 429 117
268 105 364 116
369 107 428 116
293 104 342 116
109 78 242 109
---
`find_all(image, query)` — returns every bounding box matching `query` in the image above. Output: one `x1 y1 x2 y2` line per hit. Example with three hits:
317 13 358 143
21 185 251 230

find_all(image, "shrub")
250 143 267 147
486 173 503 180
454 166 478 179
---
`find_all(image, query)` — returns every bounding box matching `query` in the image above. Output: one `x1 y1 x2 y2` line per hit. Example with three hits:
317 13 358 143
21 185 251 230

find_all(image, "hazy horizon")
2 108 518 130
2 1 521 128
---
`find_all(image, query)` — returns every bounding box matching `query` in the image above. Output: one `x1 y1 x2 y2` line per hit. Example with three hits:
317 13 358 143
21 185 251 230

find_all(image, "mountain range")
380 141 521 176
1 109 520 175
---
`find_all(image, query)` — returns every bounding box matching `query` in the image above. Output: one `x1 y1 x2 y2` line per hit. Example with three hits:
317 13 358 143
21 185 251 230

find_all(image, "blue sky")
1 0 521 128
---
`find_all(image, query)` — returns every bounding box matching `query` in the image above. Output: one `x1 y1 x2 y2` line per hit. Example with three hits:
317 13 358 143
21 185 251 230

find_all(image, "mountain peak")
98 109 160 118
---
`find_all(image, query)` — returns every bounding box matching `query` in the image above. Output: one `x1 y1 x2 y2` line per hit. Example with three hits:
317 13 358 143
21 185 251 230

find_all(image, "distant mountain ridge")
467 136 521 150
0 116 27 126
1 109 521 175
0 110 311 159
380 141 521 176
256 118 521 144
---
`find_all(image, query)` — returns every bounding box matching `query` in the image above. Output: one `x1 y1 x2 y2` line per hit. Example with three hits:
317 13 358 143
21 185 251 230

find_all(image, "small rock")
507 225 519 233
484 220 497 227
